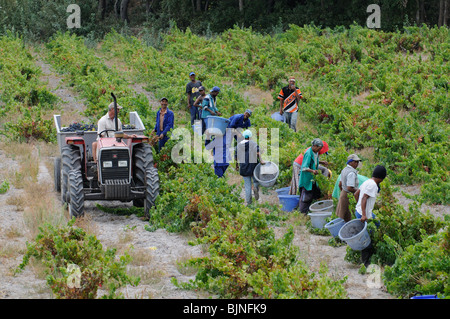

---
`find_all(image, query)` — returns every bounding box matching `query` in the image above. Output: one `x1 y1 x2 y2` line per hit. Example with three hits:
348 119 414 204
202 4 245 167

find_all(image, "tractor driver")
92 102 136 164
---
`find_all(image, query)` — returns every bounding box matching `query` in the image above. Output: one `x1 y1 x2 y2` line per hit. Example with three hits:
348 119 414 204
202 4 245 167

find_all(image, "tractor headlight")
118 160 128 167
103 161 113 168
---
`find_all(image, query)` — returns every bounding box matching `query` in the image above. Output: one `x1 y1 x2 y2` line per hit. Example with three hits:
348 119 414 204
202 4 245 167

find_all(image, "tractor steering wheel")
98 129 117 137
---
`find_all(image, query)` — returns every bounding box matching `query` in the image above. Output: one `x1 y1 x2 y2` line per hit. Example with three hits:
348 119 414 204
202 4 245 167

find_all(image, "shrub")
16 219 139 299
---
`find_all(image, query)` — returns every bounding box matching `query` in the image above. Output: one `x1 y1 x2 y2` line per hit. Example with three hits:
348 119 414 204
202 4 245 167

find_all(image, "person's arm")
360 193 370 222
301 151 319 175
161 112 174 137
338 181 342 191
202 98 216 115
278 89 284 114
193 96 202 108
354 188 360 203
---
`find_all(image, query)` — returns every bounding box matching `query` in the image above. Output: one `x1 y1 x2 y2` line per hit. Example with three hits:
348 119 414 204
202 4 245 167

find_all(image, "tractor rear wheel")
61 145 82 203
132 143 154 207
144 166 159 218
68 170 84 218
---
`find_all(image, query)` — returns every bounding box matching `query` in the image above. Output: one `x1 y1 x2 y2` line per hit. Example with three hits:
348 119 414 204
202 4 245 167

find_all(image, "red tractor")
53 94 159 218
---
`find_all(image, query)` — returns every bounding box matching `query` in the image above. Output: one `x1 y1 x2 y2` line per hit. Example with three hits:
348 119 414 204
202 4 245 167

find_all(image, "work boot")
253 186 259 200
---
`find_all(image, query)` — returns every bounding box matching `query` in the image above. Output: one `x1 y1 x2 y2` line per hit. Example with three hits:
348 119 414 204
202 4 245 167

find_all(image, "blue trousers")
214 164 229 178
355 211 380 228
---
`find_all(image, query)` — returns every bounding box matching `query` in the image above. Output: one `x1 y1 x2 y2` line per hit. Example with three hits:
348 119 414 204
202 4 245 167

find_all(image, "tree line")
0 0 448 40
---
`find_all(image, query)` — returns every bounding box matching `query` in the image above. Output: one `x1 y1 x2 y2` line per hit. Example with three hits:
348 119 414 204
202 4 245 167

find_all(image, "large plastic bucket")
338 219 371 251
271 112 285 122
275 187 291 196
309 200 334 213
308 211 332 229
278 195 300 212
325 218 345 237
206 116 230 135
253 162 279 187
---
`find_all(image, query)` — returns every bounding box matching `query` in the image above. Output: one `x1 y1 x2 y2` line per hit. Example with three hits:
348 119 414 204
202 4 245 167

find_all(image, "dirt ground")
0 51 448 300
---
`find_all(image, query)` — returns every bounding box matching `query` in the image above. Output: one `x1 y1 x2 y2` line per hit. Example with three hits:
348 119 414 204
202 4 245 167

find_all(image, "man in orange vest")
278 76 306 132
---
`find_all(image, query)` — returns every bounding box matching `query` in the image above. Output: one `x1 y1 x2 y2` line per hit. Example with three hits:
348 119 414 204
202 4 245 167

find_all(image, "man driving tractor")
92 102 137 164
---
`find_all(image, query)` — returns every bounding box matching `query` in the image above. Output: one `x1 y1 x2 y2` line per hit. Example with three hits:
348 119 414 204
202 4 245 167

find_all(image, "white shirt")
97 113 122 137
355 179 379 219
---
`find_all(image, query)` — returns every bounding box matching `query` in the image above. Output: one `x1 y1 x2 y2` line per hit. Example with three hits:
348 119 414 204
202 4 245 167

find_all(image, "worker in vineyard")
335 154 362 222
205 131 232 178
193 86 206 116
186 72 203 126
298 138 323 214
354 165 386 267
278 76 306 132
235 129 265 206
153 97 174 151
289 141 329 195
92 102 137 165
201 86 221 134
227 109 252 141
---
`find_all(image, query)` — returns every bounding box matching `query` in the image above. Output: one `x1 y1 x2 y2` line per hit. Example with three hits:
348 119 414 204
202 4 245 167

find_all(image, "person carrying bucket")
235 129 265 206
201 86 221 134
335 154 362 222
354 165 387 267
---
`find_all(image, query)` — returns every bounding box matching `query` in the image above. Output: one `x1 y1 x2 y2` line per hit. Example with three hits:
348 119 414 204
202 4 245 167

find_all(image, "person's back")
236 139 259 176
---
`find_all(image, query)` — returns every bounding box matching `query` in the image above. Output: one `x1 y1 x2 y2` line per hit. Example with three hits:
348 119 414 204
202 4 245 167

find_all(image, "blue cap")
211 86 220 92
189 72 195 76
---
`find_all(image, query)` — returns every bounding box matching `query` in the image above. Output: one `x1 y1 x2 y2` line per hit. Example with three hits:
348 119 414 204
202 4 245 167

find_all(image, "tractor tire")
144 166 159 218
61 145 82 203
54 157 61 192
132 143 154 207
68 170 84 218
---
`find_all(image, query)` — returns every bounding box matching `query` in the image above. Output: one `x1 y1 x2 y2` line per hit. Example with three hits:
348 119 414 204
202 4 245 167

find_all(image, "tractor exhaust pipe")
111 92 124 142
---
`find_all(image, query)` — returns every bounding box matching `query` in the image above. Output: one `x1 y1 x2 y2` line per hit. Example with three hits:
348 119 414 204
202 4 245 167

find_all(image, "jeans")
284 111 298 132
355 211 380 228
243 176 259 205
190 105 201 125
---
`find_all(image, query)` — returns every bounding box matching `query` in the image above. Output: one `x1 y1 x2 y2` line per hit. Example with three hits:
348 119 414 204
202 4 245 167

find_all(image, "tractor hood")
98 137 128 148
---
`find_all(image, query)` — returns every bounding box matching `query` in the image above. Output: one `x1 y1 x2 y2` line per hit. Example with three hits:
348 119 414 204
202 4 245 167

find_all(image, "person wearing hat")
92 102 137 164
335 154 362 222
235 129 265 205
153 97 174 151
186 72 203 126
354 165 387 266
201 86 222 134
289 140 329 195
227 109 252 141
277 76 306 132
297 138 323 214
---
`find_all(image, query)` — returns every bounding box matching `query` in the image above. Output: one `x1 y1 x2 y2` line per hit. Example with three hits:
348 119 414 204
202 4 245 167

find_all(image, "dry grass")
0 140 67 239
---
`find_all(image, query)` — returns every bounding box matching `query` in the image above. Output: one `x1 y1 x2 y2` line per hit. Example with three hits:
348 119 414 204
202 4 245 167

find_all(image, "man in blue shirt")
154 97 174 151
228 109 252 130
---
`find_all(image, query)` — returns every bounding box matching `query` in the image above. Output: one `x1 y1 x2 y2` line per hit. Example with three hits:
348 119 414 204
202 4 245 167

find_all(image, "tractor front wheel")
144 166 159 219
68 170 85 218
